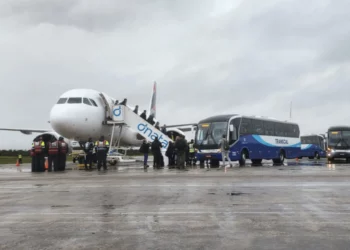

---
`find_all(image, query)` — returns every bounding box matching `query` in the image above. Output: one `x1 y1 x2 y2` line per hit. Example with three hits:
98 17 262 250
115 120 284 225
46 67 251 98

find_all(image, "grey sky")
0 0 349 149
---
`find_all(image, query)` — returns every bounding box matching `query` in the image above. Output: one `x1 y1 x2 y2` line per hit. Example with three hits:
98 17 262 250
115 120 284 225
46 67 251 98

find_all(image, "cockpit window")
89 98 98 107
57 98 67 104
67 97 82 104
83 98 92 106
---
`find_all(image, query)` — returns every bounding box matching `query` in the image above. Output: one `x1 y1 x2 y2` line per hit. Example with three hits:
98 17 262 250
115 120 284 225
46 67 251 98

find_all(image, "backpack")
224 139 230 150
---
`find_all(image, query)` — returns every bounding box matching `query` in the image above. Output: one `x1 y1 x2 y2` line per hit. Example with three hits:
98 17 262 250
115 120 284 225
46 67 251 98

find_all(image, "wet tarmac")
1 159 350 250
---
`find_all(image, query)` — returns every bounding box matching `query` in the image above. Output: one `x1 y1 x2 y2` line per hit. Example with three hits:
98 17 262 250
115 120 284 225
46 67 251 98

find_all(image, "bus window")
210 122 227 144
263 121 274 136
240 118 252 135
274 123 283 137
252 119 264 135
291 124 299 137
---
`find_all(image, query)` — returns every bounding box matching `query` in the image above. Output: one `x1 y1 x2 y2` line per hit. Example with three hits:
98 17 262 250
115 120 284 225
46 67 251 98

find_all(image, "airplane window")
67 97 82 104
83 98 92 106
89 98 98 107
57 98 67 104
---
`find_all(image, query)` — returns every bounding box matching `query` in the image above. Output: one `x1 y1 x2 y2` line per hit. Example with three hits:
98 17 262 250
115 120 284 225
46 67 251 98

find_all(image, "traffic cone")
45 158 48 170
16 160 19 166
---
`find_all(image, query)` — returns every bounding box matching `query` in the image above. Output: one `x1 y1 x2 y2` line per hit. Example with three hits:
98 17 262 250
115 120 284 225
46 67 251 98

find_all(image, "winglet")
148 81 157 118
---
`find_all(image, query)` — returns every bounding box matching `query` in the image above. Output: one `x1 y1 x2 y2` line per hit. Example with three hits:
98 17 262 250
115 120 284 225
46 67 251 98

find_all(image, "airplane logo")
113 106 122 117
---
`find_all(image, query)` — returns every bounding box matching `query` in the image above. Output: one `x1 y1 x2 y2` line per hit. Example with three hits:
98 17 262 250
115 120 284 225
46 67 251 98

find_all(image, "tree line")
0 150 30 157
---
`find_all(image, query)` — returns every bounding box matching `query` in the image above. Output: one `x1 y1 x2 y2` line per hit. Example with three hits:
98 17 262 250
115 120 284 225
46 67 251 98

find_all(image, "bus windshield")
328 131 350 149
196 122 227 145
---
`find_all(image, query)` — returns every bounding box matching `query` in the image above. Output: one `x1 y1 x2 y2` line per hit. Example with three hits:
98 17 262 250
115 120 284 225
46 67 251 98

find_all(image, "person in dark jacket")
147 114 155 125
175 136 187 169
161 125 167 134
155 122 160 130
151 137 162 169
120 98 127 105
139 139 150 169
133 105 139 114
84 137 94 171
140 110 147 120
166 141 175 168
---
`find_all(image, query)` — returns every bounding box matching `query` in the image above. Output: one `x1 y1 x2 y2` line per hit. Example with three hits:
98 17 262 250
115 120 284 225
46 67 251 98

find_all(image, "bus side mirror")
230 125 237 141
229 124 234 131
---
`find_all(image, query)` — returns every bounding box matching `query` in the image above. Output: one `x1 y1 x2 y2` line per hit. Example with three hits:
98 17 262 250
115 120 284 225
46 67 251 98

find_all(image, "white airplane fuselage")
49 89 143 146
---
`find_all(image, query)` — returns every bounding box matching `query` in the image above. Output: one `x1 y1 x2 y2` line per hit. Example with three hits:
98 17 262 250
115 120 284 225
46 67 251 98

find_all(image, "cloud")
1 0 350 149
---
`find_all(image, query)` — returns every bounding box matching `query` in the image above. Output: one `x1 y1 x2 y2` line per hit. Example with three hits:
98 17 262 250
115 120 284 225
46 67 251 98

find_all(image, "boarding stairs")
107 105 173 150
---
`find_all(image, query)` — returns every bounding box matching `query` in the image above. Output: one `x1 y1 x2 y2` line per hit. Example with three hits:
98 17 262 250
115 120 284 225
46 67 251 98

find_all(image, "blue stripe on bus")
252 135 301 148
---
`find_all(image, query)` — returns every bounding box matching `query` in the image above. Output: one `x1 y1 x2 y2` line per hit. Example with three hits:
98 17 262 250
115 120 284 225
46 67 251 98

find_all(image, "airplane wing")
0 128 51 135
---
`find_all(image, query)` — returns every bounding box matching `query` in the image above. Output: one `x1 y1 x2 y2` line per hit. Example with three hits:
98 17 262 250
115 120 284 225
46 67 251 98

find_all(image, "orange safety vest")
34 141 45 154
48 141 59 155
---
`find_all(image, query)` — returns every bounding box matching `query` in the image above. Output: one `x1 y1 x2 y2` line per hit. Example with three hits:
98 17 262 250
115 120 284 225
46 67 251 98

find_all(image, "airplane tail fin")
148 81 157 118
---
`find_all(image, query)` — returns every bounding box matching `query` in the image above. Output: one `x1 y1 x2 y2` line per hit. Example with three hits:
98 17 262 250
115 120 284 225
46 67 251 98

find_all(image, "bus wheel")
279 151 285 164
273 151 285 164
239 150 247 166
315 152 320 160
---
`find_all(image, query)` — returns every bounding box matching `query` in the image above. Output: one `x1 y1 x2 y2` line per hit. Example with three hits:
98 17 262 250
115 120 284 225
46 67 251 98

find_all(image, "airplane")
0 82 196 152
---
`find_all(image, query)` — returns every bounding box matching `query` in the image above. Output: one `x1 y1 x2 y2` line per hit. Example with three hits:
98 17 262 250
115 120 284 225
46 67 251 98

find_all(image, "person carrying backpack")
219 134 232 168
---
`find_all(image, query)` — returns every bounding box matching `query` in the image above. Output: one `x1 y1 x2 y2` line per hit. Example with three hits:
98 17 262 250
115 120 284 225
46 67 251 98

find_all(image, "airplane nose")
50 105 76 138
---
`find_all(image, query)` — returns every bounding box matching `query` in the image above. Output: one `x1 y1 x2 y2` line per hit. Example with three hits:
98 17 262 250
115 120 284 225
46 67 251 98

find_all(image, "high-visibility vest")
34 141 45 154
59 141 68 154
18 154 22 159
189 143 195 153
48 141 59 155
95 140 109 151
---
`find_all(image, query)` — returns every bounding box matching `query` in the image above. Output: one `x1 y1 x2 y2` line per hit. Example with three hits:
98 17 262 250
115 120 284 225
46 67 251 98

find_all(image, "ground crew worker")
18 154 22 164
33 136 46 172
30 140 36 172
95 136 109 171
58 137 68 171
48 138 59 172
139 139 150 169
166 141 175 168
175 136 187 169
151 137 162 169
188 139 196 166
219 134 232 168
84 138 94 170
